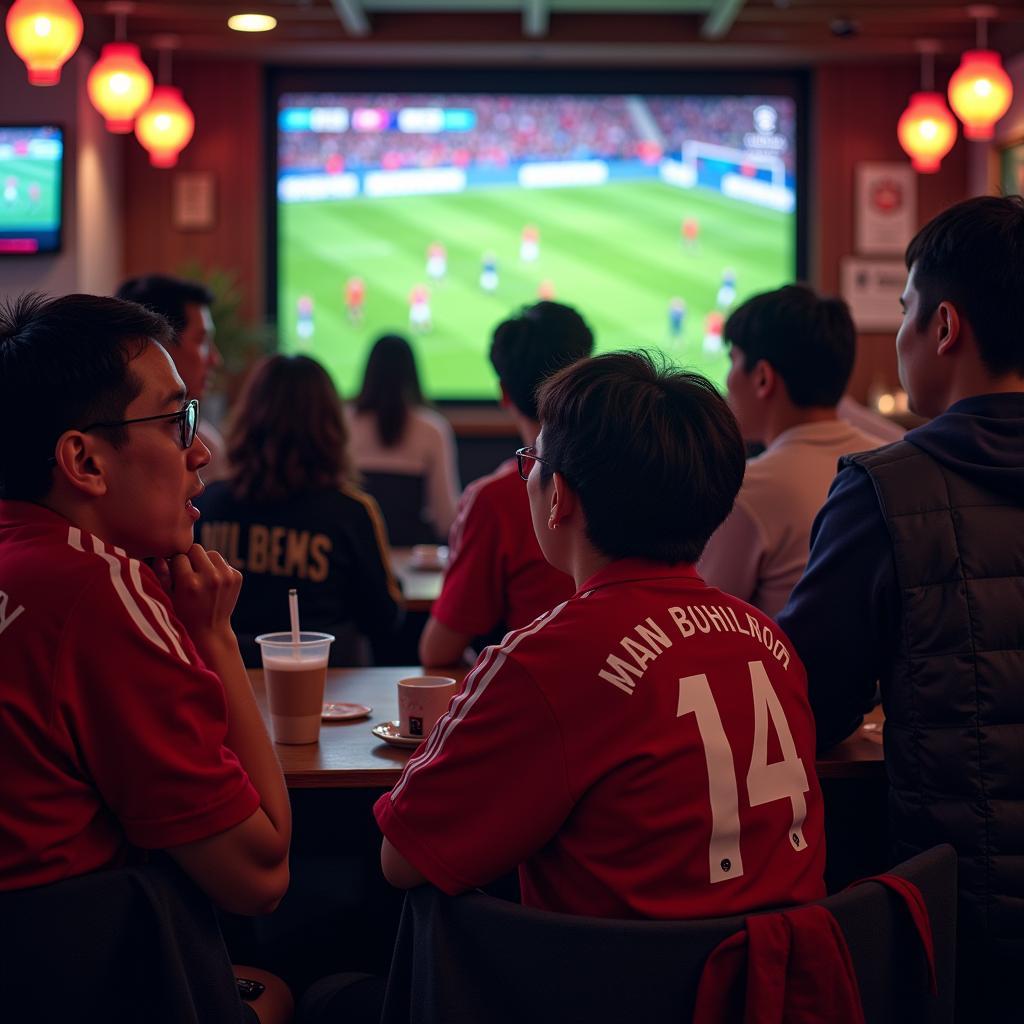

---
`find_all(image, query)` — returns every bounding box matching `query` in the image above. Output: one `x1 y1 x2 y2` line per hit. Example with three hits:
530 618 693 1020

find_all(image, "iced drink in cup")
256 631 334 744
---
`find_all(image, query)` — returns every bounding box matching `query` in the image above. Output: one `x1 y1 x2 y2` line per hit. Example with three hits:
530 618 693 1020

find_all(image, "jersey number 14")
677 660 810 884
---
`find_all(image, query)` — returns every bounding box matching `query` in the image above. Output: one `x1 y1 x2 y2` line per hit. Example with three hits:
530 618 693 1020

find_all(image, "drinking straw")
288 588 301 657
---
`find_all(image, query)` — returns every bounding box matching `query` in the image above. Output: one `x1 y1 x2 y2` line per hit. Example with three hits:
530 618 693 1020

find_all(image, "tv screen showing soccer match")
275 89 797 400
0 125 63 255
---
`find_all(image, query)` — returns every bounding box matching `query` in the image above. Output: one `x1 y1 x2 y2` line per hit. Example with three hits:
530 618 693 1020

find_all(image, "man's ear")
935 301 963 356
548 471 576 529
52 431 109 498
753 359 777 400
498 383 511 409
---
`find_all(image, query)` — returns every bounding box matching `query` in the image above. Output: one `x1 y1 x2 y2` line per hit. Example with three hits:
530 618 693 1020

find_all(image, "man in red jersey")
381 352 825 918
0 293 289 917
418 301 594 667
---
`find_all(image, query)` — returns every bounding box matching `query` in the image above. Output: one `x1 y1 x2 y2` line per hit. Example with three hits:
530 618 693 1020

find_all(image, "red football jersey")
0 501 260 890
376 559 826 919
432 459 576 637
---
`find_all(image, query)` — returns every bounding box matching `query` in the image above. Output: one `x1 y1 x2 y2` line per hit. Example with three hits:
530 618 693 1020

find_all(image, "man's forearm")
198 632 291 843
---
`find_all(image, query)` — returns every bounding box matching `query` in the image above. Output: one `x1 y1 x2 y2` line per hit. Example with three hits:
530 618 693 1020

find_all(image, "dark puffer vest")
846 439 1024 964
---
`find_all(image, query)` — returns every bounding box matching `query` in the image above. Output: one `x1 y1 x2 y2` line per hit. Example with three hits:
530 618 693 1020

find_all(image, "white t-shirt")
699 420 884 618
346 405 461 538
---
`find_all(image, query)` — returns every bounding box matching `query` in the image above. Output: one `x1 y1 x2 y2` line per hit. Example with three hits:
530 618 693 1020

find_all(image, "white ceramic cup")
256 631 334 744
397 675 457 739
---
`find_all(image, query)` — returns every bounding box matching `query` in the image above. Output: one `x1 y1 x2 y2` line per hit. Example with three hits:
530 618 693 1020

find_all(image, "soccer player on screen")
681 217 699 247
717 268 737 309
426 242 447 282
408 284 432 334
376 352 825 920
668 297 687 341
344 276 365 325
480 253 499 294
520 225 540 263
297 295 315 341
703 310 725 354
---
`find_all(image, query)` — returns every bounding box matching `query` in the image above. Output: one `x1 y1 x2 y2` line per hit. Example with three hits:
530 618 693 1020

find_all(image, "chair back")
381 845 957 1024
359 471 438 546
0 857 246 1024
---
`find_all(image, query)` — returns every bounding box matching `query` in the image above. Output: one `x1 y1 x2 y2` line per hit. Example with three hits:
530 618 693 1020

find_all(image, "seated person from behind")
0 293 289 916
419 301 593 667
378 352 825 918
196 354 402 667
700 285 884 618
115 274 228 481
347 333 461 545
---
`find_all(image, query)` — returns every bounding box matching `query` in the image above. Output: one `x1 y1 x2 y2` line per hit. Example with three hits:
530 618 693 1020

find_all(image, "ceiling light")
228 13 277 32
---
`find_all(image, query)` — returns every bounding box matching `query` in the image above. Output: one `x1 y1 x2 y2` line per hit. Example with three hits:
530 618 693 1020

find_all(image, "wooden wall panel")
813 64 970 400
121 60 264 323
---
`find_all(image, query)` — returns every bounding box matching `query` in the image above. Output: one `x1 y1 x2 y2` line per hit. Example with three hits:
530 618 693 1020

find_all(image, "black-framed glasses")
82 398 200 450
515 445 553 482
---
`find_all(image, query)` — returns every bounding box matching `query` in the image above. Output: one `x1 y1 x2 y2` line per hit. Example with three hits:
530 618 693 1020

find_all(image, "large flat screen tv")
271 72 803 401
0 125 64 255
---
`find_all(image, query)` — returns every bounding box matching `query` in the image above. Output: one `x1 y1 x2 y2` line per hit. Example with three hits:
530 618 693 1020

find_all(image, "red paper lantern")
947 50 1013 141
134 86 195 168
897 92 958 173
5 0 83 86
87 43 153 133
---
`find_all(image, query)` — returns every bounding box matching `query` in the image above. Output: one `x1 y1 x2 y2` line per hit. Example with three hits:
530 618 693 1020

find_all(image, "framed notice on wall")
855 163 916 256
173 172 216 230
840 257 906 331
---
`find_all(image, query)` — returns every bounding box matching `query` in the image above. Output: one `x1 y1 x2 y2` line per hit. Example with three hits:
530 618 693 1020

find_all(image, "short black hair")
0 293 173 500
489 301 594 420
537 351 745 564
724 284 856 408
905 194 1024 377
115 274 213 342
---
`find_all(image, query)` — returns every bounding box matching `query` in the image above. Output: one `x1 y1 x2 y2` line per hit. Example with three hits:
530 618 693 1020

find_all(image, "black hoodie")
777 392 1024 749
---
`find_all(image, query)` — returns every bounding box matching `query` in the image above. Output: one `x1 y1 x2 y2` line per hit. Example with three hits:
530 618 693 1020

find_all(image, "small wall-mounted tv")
0 125 64 256
270 70 805 401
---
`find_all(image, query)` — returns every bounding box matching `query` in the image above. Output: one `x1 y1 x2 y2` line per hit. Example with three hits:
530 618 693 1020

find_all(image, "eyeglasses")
515 445 553 481
82 398 200 450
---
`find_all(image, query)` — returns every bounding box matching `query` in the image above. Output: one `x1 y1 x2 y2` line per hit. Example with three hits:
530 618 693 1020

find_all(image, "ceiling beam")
330 0 371 38
523 0 549 39
700 0 746 40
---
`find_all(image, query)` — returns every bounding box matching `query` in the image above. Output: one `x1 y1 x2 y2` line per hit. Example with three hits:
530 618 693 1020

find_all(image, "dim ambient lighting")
947 50 1013 140
134 85 195 168
897 92 957 173
87 42 153 133
5 0 83 86
227 13 278 32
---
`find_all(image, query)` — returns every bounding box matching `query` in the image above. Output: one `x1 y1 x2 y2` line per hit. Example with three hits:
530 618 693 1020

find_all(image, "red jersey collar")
576 558 701 598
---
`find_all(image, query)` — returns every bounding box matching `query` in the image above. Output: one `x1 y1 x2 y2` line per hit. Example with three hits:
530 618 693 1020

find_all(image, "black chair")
381 845 957 1024
359 471 439 547
0 857 249 1024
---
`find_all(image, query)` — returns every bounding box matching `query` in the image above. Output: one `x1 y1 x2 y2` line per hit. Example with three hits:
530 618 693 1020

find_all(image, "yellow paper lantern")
947 49 1013 141
897 92 958 173
87 43 154 133
134 86 195 168
5 0 83 86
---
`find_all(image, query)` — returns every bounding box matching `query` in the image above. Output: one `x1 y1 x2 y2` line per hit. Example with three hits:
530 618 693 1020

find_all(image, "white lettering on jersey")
678 660 812 884
598 616 673 695
668 604 791 669
0 591 25 637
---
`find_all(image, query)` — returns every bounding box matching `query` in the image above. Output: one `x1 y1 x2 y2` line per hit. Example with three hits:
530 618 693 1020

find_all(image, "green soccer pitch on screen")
276 92 796 401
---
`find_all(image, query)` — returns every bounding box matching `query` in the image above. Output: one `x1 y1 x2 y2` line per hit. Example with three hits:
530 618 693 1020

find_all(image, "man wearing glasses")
0 293 290 922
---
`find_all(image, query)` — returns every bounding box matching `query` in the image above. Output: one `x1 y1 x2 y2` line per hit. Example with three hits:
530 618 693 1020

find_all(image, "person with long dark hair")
196 354 402 666
347 334 460 544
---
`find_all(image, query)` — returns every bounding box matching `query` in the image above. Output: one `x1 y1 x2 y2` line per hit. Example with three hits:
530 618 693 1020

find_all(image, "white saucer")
322 702 372 721
371 721 424 749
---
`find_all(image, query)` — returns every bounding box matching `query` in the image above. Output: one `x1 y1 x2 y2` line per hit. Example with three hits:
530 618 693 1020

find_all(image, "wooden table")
252 667 885 788
390 548 444 613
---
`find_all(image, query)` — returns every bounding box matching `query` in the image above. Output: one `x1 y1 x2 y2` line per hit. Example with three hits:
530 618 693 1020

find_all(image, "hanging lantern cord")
922 50 934 92
158 47 171 86
115 13 126 42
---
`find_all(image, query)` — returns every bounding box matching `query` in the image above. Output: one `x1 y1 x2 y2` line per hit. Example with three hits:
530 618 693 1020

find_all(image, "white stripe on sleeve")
128 559 189 664
391 600 569 800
